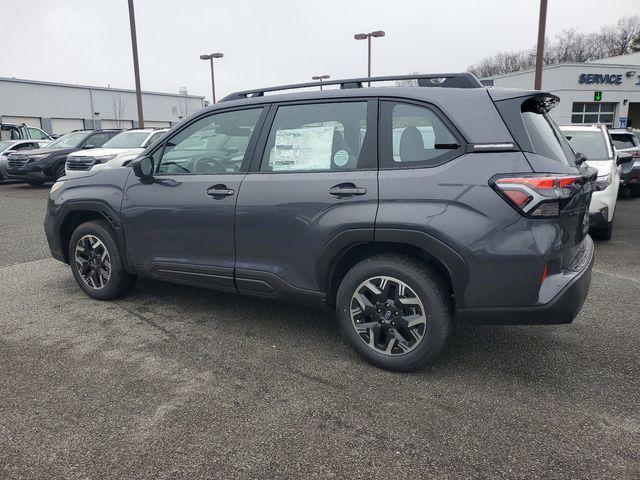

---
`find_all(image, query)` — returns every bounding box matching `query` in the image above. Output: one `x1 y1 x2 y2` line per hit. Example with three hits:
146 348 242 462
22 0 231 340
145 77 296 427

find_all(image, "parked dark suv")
7 129 120 185
44 74 596 371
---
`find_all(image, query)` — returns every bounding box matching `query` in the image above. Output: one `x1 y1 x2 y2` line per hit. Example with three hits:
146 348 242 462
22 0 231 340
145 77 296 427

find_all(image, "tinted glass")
521 111 572 165
261 102 368 172
562 130 609 160
87 133 113 148
157 108 262 174
380 102 460 169
103 131 150 148
611 134 637 150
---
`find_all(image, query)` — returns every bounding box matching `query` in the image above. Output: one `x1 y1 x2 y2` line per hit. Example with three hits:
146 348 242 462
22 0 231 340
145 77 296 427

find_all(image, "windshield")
102 131 150 149
562 130 609 160
48 131 87 149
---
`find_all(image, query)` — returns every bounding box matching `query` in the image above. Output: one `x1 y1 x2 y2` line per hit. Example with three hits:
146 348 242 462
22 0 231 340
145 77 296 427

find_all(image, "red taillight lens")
492 174 586 218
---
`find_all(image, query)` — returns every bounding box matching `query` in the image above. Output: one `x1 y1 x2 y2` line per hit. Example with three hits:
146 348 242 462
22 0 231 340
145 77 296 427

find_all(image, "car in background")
560 125 621 240
65 128 168 173
609 128 640 197
1 122 52 141
6 129 120 186
0 139 51 181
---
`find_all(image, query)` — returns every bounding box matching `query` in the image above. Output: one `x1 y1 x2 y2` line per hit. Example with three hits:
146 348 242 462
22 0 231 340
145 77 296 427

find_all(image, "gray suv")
44 74 596 371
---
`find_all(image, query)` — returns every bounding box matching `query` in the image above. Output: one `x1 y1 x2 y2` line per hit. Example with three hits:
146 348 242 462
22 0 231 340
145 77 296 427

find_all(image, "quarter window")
260 102 370 172
381 102 460 169
156 108 263 174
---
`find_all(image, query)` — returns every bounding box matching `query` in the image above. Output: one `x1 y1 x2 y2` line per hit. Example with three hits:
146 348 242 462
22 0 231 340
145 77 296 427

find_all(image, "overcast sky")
1 0 637 102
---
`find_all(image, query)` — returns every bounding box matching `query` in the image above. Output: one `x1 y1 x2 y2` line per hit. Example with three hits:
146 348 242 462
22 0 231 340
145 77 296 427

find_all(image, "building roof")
0 76 205 100
484 57 640 80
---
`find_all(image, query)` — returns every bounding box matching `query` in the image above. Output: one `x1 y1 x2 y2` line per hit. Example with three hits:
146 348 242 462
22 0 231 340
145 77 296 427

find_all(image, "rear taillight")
491 174 587 218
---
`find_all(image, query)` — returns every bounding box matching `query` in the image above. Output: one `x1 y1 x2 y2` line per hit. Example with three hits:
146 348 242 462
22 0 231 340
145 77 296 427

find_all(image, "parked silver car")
0 139 51 181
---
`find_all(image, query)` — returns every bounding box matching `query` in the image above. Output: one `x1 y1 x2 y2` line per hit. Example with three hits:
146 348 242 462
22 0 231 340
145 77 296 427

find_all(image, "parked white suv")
560 124 621 240
65 128 168 173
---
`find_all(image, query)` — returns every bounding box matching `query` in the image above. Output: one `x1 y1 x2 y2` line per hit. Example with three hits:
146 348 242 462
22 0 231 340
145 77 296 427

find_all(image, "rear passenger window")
86 133 111 148
260 102 371 172
381 102 460 169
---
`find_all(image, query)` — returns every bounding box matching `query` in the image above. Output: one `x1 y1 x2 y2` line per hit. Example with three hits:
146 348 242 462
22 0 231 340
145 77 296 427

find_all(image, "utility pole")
534 0 548 90
312 74 330 90
128 0 144 128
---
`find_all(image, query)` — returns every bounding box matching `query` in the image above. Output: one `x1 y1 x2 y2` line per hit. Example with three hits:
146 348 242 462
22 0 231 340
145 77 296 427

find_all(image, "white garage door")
51 118 84 135
101 120 133 130
144 121 171 128
2 116 41 128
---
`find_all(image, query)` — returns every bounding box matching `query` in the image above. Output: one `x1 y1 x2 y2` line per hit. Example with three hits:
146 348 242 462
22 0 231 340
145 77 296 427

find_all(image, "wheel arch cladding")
324 236 467 309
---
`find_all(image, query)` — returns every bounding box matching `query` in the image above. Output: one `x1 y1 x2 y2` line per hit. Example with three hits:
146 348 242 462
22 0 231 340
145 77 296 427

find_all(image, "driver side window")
156 108 263 175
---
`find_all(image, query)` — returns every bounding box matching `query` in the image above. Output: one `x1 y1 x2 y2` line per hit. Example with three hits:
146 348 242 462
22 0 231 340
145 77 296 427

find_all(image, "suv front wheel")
336 255 452 371
69 220 136 300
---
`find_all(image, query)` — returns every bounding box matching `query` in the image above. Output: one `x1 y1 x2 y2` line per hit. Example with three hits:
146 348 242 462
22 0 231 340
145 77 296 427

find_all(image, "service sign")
578 73 623 85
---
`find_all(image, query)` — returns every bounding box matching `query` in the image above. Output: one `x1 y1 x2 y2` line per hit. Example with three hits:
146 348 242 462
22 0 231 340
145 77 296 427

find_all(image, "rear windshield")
611 133 638 150
521 110 574 165
562 130 609 161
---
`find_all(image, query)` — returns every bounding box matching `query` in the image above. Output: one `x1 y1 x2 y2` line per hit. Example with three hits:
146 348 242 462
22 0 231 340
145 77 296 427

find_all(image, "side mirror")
132 155 154 181
83 144 95 149
616 151 633 165
575 152 587 166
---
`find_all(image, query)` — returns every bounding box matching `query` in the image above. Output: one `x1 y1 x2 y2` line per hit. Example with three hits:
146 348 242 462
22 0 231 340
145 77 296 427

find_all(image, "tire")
336 254 452 372
592 220 613 241
55 163 66 179
69 220 136 300
27 180 44 186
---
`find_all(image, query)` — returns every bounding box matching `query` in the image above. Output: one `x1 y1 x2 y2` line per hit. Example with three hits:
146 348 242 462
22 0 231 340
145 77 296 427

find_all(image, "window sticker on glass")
270 125 335 171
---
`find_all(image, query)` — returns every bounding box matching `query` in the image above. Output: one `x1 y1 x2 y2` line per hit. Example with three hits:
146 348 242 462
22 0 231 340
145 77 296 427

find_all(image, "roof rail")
220 73 482 102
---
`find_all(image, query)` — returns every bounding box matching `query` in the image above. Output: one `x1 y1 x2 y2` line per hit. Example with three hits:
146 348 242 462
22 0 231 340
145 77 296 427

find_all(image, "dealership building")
0 76 206 135
482 52 640 129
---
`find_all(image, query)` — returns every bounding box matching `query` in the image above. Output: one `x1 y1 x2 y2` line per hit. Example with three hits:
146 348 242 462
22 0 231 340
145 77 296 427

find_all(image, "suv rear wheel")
336 255 452 371
69 220 136 300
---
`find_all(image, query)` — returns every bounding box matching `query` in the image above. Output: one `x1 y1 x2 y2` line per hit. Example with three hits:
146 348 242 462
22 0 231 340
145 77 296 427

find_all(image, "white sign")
270 125 335 171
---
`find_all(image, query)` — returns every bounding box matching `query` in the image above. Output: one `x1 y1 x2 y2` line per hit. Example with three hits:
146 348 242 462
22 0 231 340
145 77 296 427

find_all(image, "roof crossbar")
220 73 482 102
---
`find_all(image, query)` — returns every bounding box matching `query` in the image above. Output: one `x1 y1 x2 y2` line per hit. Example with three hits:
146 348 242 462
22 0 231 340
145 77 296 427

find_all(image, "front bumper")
44 201 66 263
456 235 594 325
7 165 55 182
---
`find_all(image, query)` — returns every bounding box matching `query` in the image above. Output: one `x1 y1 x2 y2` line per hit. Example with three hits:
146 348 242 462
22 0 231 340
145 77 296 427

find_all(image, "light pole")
127 0 144 128
354 30 385 86
312 74 330 90
200 52 223 104
534 0 548 90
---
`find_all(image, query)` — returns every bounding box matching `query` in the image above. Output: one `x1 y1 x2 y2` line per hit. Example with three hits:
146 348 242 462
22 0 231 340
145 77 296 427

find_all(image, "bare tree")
111 94 126 129
468 15 640 78
599 16 640 57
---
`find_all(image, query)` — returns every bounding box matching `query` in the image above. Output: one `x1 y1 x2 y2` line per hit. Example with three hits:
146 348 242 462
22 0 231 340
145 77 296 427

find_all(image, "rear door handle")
329 183 367 198
206 184 235 198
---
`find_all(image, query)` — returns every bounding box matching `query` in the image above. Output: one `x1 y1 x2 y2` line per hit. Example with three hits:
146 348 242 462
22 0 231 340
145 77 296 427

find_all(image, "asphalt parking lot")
0 181 638 479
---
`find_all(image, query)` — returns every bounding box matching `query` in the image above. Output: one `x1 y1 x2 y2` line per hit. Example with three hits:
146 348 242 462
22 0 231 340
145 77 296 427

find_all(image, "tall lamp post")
354 30 385 85
200 52 223 104
312 74 330 90
534 0 548 90
127 0 144 128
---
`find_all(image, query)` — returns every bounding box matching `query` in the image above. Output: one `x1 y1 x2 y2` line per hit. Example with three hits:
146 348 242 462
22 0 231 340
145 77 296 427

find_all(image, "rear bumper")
456 235 594 325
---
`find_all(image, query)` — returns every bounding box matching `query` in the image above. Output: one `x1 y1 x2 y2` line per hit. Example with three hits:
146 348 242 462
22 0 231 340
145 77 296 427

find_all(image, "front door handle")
329 183 367 198
206 184 234 198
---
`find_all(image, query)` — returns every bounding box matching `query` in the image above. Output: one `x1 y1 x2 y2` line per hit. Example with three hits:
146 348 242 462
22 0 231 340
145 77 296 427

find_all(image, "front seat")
399 126 425 163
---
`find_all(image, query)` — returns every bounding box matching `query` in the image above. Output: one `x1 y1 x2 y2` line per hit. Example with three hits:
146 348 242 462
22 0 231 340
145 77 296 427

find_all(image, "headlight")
93 154 118 164
31 154 48 160
595 172 612 191
50 181 64 194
